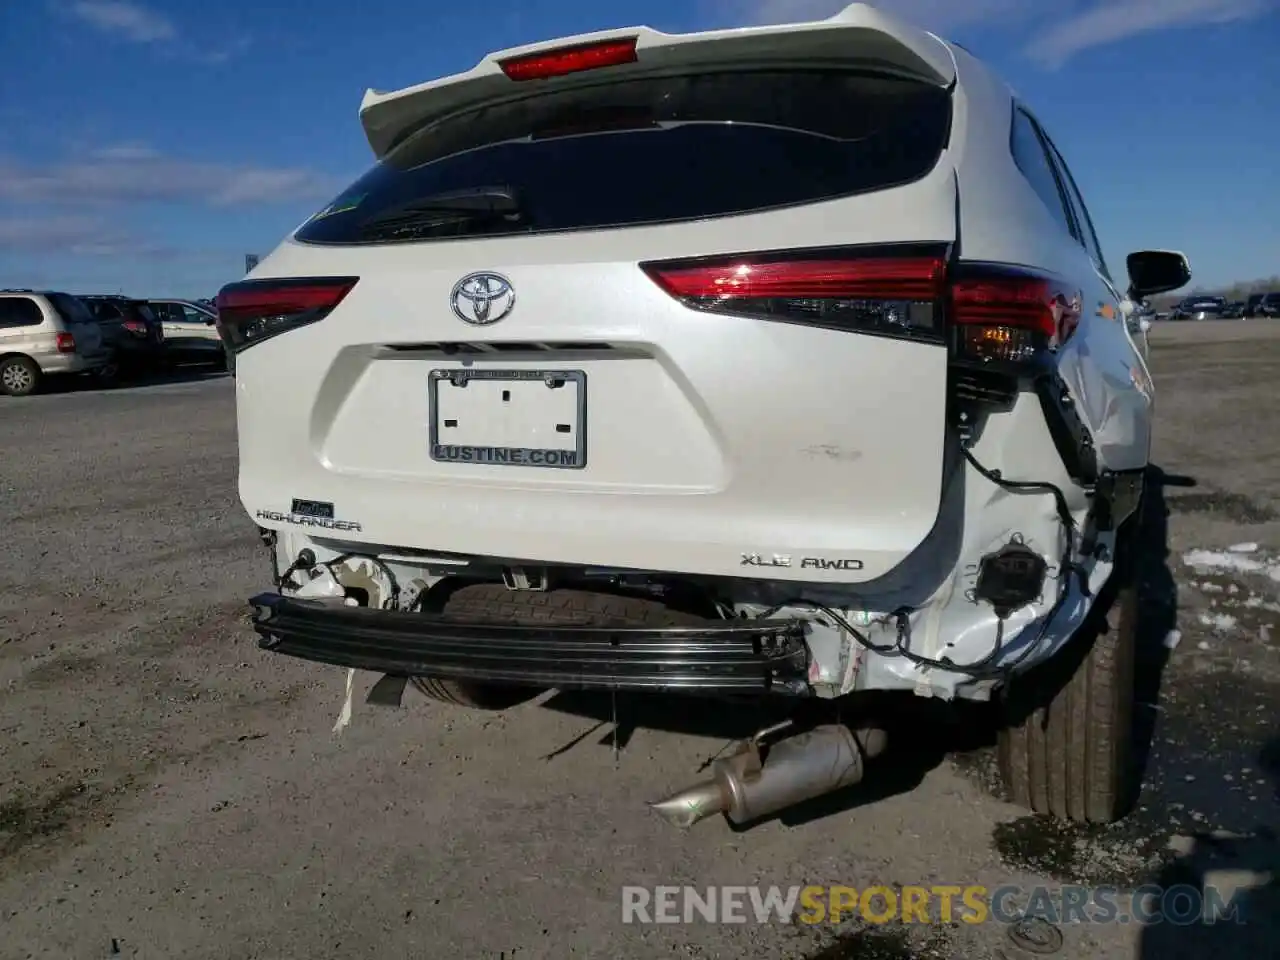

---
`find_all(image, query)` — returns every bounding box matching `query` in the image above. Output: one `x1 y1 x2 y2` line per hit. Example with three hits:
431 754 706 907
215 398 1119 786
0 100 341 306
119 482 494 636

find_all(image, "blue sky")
0 0 1277 298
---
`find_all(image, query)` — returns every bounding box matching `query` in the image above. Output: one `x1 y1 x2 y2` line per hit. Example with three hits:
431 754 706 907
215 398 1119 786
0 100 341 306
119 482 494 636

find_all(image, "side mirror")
1126 250 1191 300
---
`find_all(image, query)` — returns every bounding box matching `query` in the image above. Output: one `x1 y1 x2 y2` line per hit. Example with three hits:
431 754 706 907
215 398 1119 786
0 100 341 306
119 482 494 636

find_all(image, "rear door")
236 53 965 580
157 301 220 360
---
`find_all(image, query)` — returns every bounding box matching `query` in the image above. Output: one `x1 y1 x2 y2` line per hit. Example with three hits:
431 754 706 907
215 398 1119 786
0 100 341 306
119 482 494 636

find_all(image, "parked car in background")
1222 300 1246 318
78 295 167 376
148 299 227 368
1170 295 1225 320
0 289 110 396
1256 292 1280 317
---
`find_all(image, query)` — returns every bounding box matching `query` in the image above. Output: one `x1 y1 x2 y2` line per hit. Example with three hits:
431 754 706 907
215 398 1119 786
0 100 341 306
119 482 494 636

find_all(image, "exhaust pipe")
650 723 887 828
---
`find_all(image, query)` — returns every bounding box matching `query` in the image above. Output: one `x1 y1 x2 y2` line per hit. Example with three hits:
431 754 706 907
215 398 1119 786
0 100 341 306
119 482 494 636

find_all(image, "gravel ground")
1 324 1278 960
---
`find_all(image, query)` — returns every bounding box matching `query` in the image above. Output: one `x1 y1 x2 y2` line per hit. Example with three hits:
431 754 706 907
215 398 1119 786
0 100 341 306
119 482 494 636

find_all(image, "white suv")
227 3 1191 827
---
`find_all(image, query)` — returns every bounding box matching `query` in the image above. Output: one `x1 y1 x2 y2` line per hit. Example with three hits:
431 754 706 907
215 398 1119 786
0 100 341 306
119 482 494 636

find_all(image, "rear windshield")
49 293 94 324
295 68 952 246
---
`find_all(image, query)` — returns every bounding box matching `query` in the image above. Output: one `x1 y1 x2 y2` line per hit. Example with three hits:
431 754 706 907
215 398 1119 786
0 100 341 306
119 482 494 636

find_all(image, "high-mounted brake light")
54 332 76 353
642 247 949 339
214 277 358 353
498 37 639 82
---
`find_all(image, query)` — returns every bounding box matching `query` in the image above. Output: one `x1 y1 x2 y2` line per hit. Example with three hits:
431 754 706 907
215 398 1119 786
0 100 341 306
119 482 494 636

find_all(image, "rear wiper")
357 185 528 240
362 185 520 221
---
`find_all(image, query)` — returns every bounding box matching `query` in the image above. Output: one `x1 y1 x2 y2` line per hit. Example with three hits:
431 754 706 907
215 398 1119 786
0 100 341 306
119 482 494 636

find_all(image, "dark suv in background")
1247 292 1280 317
78 295 167 376
1170 295 1226 320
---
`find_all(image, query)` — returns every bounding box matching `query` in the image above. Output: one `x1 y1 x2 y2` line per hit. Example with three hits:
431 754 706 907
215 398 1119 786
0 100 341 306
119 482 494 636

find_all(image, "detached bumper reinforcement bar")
247 593 811 694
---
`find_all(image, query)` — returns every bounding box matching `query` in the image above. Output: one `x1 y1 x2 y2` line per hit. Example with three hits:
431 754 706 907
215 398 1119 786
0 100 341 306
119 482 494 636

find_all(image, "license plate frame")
428 368 588 470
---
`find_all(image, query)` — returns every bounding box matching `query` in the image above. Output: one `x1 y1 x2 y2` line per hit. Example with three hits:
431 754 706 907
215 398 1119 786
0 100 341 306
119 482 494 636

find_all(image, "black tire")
94 357 121 386
411 584 706 710
0 355 41 397
997 504 1141 823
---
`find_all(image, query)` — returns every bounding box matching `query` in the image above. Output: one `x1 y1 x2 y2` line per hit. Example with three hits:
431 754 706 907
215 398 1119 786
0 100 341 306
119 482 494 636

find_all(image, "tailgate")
238 57 960 581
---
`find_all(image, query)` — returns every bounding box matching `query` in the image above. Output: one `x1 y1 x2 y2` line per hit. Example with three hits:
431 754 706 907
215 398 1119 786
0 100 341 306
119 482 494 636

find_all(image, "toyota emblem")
450 272 515 326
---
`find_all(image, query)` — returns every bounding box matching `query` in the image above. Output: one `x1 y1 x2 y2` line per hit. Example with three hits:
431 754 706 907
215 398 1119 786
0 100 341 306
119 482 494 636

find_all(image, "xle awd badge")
741 554 864 571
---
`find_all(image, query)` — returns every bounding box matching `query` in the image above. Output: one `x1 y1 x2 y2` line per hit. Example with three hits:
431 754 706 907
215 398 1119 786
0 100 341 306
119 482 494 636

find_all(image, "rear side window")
1010 109 1073 237
85 300 122 321
0 297 43 329
295 69 952 245
1041 136 1111 279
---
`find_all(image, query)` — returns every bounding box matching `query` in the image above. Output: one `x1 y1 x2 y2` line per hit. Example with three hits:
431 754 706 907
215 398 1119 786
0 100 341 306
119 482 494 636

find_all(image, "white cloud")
89 143 161 161
0 147 342 208
0 215 138 255
55 1 250 62
726 0 1277 66
1025 0 1273 69
67 1 176 43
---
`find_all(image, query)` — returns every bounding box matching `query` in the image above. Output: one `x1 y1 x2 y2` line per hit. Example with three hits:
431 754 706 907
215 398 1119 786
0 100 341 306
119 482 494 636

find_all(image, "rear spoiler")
358 2 956 160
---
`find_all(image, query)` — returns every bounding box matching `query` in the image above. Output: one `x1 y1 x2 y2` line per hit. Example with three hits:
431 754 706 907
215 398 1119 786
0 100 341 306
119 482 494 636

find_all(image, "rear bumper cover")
247 592 811 695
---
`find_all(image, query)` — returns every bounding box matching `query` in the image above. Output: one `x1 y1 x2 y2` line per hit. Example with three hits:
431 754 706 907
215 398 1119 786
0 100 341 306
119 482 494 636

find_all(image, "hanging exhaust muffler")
649 722 888 828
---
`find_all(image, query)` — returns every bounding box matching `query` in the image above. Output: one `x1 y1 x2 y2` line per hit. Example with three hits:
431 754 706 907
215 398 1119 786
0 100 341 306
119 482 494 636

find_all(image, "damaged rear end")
230 4 1126 823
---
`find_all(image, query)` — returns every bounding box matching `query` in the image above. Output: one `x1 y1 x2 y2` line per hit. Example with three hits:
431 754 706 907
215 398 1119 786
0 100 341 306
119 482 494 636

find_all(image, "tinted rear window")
49 293 94 324
295 68 952 246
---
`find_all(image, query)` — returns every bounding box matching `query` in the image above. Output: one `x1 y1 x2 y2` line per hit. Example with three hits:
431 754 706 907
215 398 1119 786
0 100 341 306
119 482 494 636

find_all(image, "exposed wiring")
755 443 1088 682
959 444 1075 534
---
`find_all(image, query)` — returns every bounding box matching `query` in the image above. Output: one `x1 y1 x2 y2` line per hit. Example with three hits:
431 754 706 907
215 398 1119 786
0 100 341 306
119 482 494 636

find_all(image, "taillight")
498 37 638 81
643 249 1079 360
949 264 1080 366
55 332 76 353
122 319 148 337
214 277 358 353
641 246 949 341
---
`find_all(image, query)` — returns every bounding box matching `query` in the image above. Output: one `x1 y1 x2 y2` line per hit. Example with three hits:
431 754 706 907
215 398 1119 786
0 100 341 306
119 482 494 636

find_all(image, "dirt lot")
1 324 1278 960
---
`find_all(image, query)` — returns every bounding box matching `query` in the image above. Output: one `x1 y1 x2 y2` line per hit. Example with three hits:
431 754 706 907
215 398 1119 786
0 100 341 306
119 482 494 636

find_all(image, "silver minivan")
0 290 110 396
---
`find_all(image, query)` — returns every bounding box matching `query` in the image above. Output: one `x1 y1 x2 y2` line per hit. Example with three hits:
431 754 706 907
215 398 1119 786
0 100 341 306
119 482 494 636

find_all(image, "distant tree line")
1146 274 1280 311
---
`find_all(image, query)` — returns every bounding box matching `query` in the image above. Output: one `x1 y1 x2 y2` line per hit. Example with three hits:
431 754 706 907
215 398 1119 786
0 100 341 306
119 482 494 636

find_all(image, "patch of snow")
1163 629 1183 650
1183 548 1280 582
1198 612 1237 632
1198 640 1211 650
1229 542 1259 554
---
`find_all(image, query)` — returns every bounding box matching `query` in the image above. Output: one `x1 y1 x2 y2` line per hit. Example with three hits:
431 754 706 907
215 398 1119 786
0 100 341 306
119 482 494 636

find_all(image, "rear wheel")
411 584 706 710
0 356 40 397
997 500 1141 823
